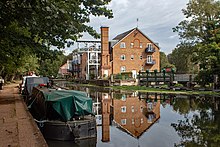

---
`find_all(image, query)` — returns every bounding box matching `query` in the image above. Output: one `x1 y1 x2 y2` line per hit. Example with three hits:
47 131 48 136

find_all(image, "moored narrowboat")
28 86 97 141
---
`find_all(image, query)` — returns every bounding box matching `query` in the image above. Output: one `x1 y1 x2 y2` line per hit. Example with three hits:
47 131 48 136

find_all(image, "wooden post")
146 70 149 87
162 69 166 84
189 74 192 88
154 69 157 85
169 73 173 87
213 75 218 91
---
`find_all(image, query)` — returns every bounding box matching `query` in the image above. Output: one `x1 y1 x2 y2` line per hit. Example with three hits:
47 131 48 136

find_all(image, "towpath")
0 83 48 147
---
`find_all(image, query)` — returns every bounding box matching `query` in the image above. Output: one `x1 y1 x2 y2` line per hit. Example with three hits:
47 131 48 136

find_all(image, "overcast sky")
65 0 189 55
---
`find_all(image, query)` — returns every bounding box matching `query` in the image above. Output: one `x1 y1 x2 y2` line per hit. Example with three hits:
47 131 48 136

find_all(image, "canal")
47 83 220 147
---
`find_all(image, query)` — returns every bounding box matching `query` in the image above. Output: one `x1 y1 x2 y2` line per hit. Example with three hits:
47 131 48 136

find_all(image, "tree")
168 43 198 73
17 54 40 75
0 0 113 80
38 50 65 77
172 97 220 146
160 52 175 70
173 0 220 85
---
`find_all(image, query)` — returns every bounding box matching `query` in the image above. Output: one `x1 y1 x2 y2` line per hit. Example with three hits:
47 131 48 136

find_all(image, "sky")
64 0 189 55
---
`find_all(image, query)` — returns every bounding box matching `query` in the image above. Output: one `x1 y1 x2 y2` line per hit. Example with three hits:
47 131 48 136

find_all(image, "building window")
140 43 143 48
140 106 143 112
131 106 134 112
120 42 126 48
132 118 134 125
131 55 134 60
130 42 134 48
121 106 126 113
120 55 126 60
121 66 126 72
141 66 144 71
121 94 126 101
147 102 153 111
121 119 127 125
147 43 153 50
147 55 152 63
141 118 144 124
140 55 143 60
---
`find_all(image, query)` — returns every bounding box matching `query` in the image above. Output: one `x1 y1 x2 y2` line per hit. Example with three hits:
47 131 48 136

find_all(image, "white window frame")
130 42 134 48
140 43 143 48
121 106 126 113
120 42 126 48
120 55 126 60
120 66 126 72
140 106 143 112
147 55 152 63
131 106 134 112
147 43 153 50
131 55 134 60
121 94 126 101
141 118 144 124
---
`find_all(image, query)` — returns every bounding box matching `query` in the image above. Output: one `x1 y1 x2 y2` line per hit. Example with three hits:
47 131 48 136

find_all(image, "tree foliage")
0 0 113 80
168 43 198 73
172 97 220 146
160 52 175 70
173 0 220 84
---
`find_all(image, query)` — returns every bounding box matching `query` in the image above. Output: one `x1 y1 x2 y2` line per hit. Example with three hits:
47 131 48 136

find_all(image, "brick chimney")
100 27 111 78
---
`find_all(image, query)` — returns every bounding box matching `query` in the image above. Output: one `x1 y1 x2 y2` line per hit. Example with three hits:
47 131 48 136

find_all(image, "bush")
160 85 168 89
174 83 183 87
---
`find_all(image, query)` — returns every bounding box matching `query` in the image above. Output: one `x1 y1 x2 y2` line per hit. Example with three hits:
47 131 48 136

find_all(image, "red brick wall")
112 30 160 74
80 53 87 79
113 95 160 138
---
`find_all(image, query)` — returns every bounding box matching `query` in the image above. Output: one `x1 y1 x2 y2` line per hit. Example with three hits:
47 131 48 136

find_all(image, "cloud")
67 0 189 55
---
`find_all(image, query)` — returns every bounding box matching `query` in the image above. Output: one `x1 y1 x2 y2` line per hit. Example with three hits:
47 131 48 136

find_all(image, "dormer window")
120 42 126 48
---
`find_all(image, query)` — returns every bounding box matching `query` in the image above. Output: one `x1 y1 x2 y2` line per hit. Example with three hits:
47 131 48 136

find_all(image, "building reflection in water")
112 92 160 138
101 93 111 142
94 91 164 142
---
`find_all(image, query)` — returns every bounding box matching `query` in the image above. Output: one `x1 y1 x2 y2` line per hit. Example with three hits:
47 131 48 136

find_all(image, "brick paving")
0 83 48 147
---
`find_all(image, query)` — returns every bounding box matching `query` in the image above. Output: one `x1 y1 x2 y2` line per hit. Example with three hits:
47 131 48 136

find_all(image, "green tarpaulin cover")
32 87 93 121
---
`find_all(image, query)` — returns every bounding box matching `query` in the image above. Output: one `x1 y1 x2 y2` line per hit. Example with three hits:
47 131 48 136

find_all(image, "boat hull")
38 118 97 141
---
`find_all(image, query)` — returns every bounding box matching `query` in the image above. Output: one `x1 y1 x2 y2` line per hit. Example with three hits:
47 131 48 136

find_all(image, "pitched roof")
112 27 160 49
112 28 135 40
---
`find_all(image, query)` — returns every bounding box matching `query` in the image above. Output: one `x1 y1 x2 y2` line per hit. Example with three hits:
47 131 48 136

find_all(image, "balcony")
145 47 155 53
146 60 156 65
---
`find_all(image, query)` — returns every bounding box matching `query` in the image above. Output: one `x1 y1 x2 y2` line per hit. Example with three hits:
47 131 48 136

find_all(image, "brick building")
101 27 160 78
71 27 160 79
113 93 160 138
58 63 71 77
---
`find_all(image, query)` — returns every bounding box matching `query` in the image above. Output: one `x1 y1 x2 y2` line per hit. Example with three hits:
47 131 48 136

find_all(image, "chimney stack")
101 27 109 55
100 27 111 78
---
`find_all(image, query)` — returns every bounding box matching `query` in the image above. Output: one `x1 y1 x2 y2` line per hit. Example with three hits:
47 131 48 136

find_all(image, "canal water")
47 83 220 147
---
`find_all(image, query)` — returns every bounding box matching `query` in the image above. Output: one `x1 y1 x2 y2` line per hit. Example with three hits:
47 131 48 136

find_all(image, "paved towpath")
0 83 48 147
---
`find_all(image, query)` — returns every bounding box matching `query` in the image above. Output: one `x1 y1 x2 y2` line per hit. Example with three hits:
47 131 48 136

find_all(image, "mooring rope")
33 119 48 127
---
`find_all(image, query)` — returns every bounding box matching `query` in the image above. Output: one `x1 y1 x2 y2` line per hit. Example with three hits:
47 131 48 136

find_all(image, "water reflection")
171 96 220 146
112 92 160 139
49 83 220 147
